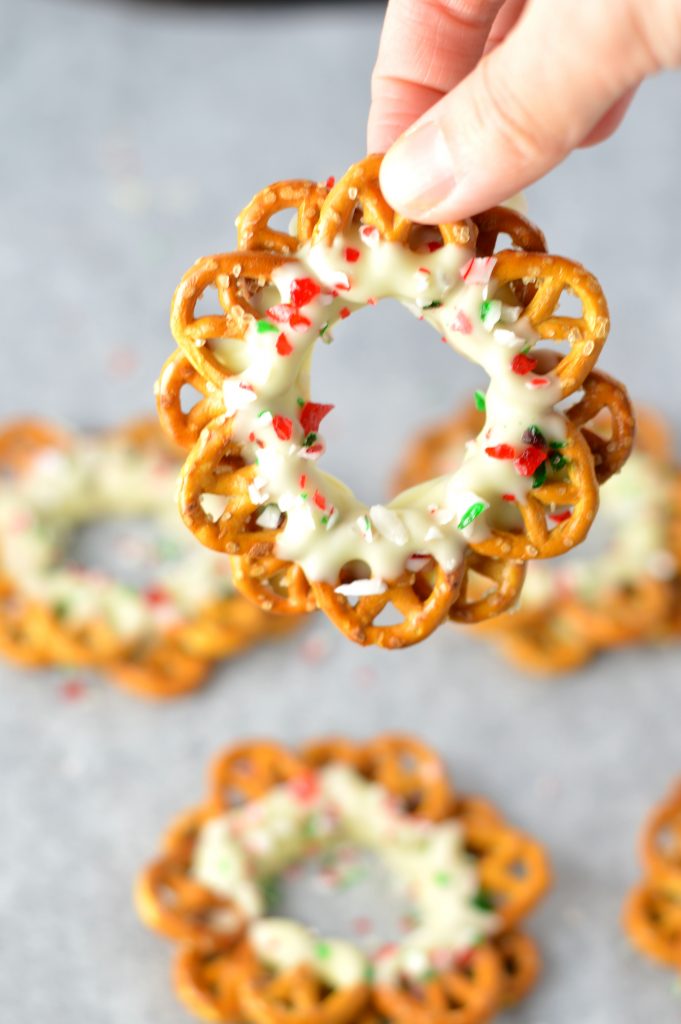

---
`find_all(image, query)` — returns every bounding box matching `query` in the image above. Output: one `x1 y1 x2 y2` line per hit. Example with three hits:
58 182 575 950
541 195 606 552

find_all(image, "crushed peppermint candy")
460 256 496 285
256 504 282 528
335 578 388 597
359 224 380 247
369 505 409 546
450 310 473 335
223 379 257 414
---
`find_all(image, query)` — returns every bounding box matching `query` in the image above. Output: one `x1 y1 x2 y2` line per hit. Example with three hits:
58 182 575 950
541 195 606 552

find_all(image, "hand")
368 0 681 223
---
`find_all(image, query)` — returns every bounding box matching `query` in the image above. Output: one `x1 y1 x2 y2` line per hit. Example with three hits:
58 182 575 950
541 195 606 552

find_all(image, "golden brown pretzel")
155 350 224 453
237 178 328 254
624 781 681 972
137 735 549 1024
372 944 503 1024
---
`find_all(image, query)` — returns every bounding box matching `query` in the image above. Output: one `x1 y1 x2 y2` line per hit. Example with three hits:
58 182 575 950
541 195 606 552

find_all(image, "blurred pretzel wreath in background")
0 419 292 699
624 780 681 972
157 154 630 650
396 399 681 674
136 734 550 1024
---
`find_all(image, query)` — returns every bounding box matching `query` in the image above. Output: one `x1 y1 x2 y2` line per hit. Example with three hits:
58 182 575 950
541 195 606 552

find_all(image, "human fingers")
379 0 681 223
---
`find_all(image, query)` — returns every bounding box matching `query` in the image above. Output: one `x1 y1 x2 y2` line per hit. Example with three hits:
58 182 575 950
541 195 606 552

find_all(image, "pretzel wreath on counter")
156 153 623 649
395 393 681 675
0 419 293 698
624 780 681 974
136 734 550 1024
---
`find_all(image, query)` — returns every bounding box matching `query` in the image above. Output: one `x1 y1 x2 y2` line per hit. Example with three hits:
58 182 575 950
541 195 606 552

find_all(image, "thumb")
379 0 681 224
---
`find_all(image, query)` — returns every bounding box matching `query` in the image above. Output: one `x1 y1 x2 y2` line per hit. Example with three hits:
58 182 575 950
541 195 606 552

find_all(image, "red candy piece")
313 490 326 510
514 446 548 476
300 402 334 434
267 303 294 323
145 586 169 605
344 247 360 263
339 307 350 319
485 444 516 460
291 772 319 802
325 176 335 189
549 509 572 523
289 311 311 332
272 415 293 441
290 278 321 308
276 334 293 356
299 474 307 489
511 353 538 375
502 493 516 502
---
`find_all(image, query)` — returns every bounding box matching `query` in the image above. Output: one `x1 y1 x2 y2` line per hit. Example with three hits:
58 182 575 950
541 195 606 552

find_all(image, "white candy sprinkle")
256 504 281 529
335 578 388 597
493 327 519 347
354 514 374 542
481 299 502 330
369 505 409 545
223 379 257 414
248 476 270 505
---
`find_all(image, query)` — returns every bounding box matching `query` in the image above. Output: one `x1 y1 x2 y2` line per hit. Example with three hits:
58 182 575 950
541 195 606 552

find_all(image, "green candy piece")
256 320 279 334
315 941 331 961
471 888 495 911
457 502 486 530
474 390 486 413
532 461 547 488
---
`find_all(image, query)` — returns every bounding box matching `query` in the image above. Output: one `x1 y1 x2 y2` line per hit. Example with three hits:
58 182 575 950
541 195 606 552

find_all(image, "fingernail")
380 120 456 217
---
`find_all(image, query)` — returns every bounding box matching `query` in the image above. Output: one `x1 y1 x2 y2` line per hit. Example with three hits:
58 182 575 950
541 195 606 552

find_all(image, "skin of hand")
368 0 681 223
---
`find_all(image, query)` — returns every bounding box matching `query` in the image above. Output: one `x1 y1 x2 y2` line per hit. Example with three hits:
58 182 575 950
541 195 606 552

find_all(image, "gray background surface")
1 1 681 1020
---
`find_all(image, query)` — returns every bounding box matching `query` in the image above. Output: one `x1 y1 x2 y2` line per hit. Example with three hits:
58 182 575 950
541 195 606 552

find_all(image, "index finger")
368 0 507 153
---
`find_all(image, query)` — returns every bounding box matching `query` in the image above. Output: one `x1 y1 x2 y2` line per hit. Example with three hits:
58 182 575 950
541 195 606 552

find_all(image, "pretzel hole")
554 289 583 319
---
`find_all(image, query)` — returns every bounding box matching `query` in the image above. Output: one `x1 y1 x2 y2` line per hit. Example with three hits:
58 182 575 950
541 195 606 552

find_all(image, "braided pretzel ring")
229 554 316 616
135 856 244 948
624 882 681 969
492 931 541 1008
237 179 328 254
155 350 224 453
565 369 635 483
470 420 599 561
447 551 526 625
641 781 681 885
373 944 503 1024
491 251 609 399
171 250 288 390
175 941 258 1022
310 563 463 650
239 965 371 1024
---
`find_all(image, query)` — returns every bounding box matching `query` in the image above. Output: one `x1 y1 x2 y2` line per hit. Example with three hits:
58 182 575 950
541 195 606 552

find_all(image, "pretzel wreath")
136 734 550 1024
624 781 681 973
0 419 293 698
158 153 614 649
394 387 681 675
